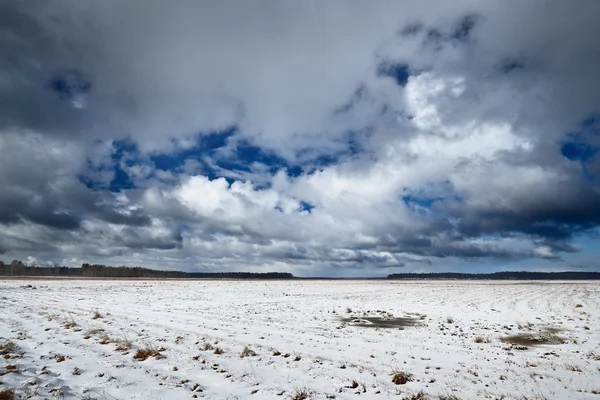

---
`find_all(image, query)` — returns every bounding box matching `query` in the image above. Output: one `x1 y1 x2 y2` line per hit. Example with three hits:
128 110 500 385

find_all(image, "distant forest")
1 260 598 280
0 260 294 279
387 271 600 280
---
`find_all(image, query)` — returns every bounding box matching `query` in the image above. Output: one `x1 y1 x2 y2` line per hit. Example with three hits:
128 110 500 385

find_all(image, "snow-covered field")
1 280 599 400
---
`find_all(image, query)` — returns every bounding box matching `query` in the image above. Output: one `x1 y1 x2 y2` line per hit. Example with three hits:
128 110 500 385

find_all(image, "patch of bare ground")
0 389 15 400
500 332 565 346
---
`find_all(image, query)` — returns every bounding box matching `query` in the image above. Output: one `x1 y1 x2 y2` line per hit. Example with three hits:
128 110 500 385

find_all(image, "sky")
1 1 600 277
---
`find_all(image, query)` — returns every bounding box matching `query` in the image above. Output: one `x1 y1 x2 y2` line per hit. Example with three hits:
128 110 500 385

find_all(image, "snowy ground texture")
1 280 599 400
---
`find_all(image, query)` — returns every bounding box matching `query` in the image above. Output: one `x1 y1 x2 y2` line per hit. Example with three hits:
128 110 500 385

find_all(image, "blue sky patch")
109 139 140 192
48 69 91 107
151 128 235 172
560 141 597 162
377 62 411 86
299 201 314 213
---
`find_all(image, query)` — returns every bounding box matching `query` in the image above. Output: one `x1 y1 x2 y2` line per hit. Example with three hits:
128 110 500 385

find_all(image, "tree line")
0 260 295 279
387 271 600 280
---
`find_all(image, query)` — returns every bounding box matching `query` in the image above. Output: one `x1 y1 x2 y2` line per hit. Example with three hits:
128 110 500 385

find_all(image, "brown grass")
445 317 454 324
517 322 534 330
213 347 223 355
4 364 17 372
0 389 15 400
72 367 81 375
391 369 412 385
85 328 105 336
0 342 17 356
240 346 257 358
566 364 582 372
62 318 78 329
575 304 583 308
272 350 281 356
525 361 538 368
115 338 132 352
474 336 490 343
97 334 112 345
404 392 427 400
92 310 103 319
202 343 213 351
291 387 310 400
133 346 163 361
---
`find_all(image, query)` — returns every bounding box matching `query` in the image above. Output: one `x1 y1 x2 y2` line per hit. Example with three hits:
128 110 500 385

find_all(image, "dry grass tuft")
403 392 427 400
202 343 214 351
97 334 112 345
55 354 66 363
566 364 582 372
445 317 454 324
92 310 103 319
474 336 490 343
213 347 223 355
240 346 257 358
4 364 17 373
115 338 132 352
0 342 17 356
437 395 461 400
391 369 413 385
0 389 15 400
72 367 81 375
85 328 105 336
63 318 78 329
575 304 583 308
133 346 163 361
272 350 281 356
525 361 538 368
517 321 534 330
291 387 310 400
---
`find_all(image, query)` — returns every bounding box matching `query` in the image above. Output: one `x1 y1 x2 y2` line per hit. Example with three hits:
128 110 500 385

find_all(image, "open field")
1 280 599 399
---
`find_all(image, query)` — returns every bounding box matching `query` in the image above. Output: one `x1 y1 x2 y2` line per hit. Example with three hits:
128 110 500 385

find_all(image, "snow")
1 279 599 399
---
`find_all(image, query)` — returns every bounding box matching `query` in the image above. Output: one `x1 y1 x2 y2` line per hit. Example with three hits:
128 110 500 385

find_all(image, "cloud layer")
1 0 600 275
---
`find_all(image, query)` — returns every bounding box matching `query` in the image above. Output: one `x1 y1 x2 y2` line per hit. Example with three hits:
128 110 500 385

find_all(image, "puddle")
340 316 423 329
